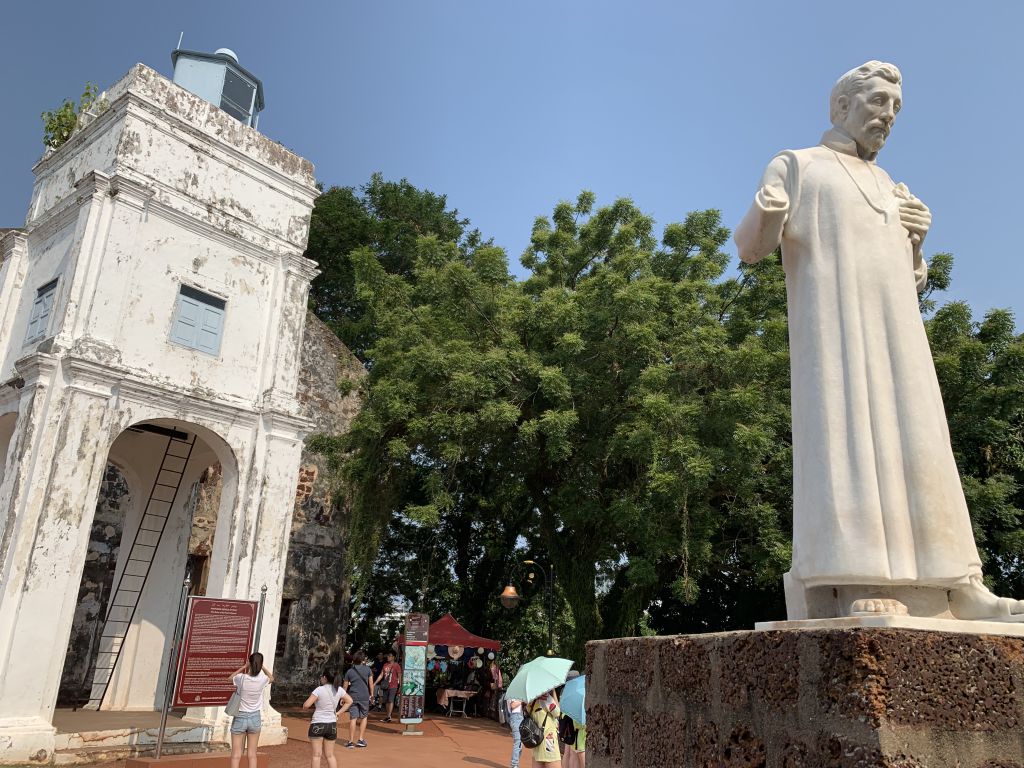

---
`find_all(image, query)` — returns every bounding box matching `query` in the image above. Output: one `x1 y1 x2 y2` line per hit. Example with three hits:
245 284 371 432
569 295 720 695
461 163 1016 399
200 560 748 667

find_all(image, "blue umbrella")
560 674 586 725
505 657 573 703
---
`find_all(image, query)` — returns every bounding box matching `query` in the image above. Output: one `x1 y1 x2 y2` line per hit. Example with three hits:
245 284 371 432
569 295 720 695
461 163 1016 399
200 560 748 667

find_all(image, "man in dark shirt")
343 651 376 748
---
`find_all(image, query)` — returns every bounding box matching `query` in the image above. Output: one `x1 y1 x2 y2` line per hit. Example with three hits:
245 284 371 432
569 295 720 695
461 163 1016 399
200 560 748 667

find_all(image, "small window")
25 278 58 344
170 285 226 355
221 69 255 124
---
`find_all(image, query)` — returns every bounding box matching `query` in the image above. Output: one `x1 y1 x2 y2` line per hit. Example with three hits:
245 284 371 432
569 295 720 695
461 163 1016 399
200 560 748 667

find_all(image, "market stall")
400 613 503 717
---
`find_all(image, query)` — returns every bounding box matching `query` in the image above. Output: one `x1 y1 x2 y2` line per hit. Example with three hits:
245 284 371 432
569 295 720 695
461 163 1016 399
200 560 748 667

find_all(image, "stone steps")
54 723 213 751
54 742 228 765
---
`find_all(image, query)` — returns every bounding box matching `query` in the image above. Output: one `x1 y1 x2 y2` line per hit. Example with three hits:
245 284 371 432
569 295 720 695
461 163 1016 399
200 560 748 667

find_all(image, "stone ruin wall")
58 465 131 704
275 311 364 703
587 629 1024 768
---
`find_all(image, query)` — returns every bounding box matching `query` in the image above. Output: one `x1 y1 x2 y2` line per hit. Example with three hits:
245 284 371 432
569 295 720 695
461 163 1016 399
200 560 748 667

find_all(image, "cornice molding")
107 173 156 211
61 355 311 437
13 353 60 387
24 191 87 241
283 253 320 282
0 230 27 265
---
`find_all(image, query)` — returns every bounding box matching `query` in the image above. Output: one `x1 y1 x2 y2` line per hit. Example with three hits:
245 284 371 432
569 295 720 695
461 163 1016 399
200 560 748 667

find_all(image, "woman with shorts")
228 652 274 768
303 669 353 768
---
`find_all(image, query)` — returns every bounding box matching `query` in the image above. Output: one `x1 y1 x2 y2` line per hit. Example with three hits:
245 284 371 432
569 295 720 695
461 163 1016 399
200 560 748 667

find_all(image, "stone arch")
58 418 239 711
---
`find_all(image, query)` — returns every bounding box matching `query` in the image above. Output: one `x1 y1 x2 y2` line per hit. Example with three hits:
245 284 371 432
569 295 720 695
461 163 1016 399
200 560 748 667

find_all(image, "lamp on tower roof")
171 45 265 129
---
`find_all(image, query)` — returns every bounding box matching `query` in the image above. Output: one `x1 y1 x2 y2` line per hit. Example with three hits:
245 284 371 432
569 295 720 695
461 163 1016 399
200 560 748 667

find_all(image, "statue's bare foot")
949 577 1024 621
850 598 909 616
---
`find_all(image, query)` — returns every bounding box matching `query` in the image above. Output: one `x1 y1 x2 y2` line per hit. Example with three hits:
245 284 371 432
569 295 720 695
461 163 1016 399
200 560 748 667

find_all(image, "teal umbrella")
505 656 573 702
560 674 586 724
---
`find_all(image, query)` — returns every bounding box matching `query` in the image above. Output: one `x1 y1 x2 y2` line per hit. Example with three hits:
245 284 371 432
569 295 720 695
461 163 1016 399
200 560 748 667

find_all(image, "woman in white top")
303 669 353 768
228 652 274 768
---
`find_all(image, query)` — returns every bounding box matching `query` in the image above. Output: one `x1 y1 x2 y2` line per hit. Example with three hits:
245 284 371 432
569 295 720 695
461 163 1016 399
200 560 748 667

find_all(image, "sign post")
173 597 259 707
155 575 191 759
399 613 429 736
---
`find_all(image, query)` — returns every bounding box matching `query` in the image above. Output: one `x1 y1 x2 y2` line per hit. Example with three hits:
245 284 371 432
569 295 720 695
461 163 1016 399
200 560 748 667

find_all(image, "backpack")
519 707 550 749
558 714 577 746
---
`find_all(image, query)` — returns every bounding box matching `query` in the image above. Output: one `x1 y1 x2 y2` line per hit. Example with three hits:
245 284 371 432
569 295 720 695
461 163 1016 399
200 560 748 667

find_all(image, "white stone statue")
735 61 1024 622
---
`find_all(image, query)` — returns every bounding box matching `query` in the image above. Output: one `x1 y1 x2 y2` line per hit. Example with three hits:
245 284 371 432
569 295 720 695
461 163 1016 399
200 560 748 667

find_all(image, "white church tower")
0 52 319 762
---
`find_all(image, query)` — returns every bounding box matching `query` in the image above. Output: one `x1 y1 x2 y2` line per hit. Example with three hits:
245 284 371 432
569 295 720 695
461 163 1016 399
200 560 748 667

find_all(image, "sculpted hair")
829 61 902 123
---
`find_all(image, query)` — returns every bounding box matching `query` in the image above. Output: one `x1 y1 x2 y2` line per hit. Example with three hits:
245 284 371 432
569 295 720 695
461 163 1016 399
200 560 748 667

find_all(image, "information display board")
399 613 429 725
172 597 258 707
404 613 429 644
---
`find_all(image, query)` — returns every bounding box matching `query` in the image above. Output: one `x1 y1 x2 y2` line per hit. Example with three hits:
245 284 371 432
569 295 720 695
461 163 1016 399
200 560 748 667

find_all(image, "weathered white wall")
0 62 319 763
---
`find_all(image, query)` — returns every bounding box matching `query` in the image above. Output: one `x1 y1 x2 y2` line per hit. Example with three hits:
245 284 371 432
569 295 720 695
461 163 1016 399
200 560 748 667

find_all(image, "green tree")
336 193 794 663
305 173 480 357
927 297 1024 596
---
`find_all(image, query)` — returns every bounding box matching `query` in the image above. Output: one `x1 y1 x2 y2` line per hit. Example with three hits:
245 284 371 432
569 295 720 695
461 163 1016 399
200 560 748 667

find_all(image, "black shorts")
384 688 399 704
308 722 337 740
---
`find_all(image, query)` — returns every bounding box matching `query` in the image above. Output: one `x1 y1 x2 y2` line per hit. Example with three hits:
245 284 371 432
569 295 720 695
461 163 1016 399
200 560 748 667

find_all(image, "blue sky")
1 1 1020 322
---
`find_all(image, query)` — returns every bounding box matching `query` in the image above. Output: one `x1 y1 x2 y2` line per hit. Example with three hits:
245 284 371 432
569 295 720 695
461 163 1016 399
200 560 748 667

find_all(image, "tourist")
342 650 375 748
483 658 503 718
506 696 524 768
528 689 561 764
561 718 586 768
303 669 352 768
227 652 274 768
380 651 403 723
371 652 385 711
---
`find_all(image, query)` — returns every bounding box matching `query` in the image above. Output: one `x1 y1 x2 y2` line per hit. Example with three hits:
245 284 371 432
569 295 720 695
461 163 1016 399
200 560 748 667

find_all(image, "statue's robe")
735 129 982 589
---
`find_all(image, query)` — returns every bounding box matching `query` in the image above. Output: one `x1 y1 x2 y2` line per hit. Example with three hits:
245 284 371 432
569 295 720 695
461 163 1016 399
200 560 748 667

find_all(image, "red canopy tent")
397 613 502 650
427 613 502 650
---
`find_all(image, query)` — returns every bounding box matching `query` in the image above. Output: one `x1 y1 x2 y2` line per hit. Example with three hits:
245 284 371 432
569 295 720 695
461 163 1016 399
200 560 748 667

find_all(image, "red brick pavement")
112 712 537 768
272 711 534 768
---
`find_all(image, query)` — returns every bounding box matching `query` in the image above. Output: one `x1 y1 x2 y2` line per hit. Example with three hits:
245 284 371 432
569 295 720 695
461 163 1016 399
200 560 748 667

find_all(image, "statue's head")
829 61 902 158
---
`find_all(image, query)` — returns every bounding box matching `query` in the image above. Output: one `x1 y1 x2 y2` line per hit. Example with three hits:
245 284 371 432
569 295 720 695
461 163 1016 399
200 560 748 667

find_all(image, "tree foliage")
328 191 796 663
305 173 480 357
41 82 106 150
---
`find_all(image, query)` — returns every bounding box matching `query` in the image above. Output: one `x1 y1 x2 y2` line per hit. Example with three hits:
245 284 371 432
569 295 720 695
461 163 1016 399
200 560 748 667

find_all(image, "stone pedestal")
586 629 1024 767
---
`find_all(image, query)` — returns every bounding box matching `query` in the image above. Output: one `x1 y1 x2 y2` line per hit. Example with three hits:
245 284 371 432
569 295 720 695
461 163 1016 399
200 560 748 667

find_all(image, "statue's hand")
896 190 931 246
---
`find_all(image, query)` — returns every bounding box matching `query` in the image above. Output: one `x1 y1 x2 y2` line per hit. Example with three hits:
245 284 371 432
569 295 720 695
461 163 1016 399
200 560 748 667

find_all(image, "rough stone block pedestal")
586 629 1024 767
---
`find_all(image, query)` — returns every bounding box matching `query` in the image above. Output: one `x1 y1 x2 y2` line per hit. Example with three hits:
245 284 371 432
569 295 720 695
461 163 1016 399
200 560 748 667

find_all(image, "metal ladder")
84 429 196 709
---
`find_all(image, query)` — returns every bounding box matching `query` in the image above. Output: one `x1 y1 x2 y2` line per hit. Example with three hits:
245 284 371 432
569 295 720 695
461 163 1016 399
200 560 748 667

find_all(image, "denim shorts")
231 711 262 734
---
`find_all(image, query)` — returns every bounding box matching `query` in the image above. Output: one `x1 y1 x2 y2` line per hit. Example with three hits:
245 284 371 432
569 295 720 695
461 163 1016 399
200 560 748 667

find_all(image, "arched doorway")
56 419 236 711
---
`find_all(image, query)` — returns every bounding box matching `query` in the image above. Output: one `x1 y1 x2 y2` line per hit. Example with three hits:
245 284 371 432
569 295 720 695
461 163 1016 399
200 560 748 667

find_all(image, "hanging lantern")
477 646 485 655
487 651 495 660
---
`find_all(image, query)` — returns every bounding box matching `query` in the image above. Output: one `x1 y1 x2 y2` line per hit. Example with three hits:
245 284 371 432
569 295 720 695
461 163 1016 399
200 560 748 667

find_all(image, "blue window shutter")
25 279 58 343
196 305 224 355
170 285 226 355
25 297 44 341
171 295 201 347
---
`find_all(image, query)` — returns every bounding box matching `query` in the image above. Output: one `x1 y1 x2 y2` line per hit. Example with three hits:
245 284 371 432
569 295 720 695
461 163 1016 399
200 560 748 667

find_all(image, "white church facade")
0 57 320 762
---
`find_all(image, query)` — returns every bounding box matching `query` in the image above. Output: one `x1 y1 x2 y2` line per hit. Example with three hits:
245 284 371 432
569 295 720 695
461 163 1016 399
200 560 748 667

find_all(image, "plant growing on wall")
41 82 108 150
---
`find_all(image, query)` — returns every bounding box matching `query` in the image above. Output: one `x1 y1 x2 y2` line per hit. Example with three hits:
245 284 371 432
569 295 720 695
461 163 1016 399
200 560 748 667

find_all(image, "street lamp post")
499 559 555 657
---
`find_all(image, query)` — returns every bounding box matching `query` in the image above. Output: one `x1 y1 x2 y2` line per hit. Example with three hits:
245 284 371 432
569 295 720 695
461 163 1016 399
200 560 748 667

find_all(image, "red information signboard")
173 597 258 707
